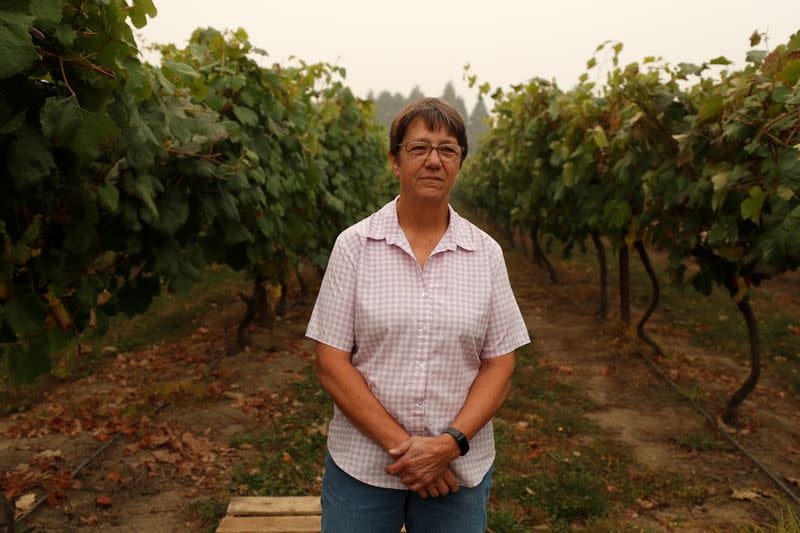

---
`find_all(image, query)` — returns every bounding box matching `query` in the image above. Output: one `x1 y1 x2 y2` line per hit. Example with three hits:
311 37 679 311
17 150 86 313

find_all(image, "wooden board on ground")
216 496 320 533
216 496 406 533
227 496 321 516
216 515 321 533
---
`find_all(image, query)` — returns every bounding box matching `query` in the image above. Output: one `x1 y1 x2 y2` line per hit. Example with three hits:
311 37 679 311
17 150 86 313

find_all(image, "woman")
306 97 530 532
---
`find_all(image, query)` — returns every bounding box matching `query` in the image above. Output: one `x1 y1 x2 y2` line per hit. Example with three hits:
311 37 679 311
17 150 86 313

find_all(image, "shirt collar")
360 196 477 252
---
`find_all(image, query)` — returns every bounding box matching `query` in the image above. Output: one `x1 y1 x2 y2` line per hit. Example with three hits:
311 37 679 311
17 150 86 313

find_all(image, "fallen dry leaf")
223 391 245 401
786 477 800 488
35 449 63 460
636 498 657 509
732 488 760 501
16 493 37 512
151 449 181 464
79 513 99 526
107 471 121 482
96 495 112 507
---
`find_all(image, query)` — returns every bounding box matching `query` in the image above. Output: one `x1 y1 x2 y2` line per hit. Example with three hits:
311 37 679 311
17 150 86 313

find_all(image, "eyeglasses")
397 141 464 160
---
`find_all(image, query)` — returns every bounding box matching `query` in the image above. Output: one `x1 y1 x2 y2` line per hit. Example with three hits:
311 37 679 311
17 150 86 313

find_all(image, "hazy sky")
136 1 799 111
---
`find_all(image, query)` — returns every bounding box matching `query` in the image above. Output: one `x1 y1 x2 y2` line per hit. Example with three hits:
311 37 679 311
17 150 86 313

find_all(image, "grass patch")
673 430 724 452
531 457 610 526
188 497 227 533
230 367 331 496
489 344 669 531
735 499 800 533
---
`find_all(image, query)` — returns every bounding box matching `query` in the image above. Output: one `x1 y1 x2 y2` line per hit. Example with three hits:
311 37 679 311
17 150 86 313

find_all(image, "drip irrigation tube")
13 402 170 528
633 348 800 509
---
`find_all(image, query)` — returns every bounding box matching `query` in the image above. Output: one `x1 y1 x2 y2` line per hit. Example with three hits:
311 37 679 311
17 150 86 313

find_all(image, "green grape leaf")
233 105 259 126
707 216 738 247
709 56 732 66
123 106 160 169
129 173 159 218
678 63 704 76
745 50 767 64
40 97 121 161
562 161 575 187
154 191 189 235
777 186 796 200
604 200 632 230
788 31 800 51
697 95 724 122
741 185 767 224
0 11 40 79
163 59 199 79
29 0 62 26
780 59 800 87
7 127 55 188
256 216 274 237
710 171 730 191
592 125 608 148
95 182 120 212
129 0 157 29
123 58 153 101
54 23 76 46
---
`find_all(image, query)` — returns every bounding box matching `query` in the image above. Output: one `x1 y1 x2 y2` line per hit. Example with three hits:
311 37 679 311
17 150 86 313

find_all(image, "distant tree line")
367 81 489 150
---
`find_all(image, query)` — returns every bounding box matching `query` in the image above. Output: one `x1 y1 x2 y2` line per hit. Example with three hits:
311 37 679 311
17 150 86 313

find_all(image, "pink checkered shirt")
306 197 530 489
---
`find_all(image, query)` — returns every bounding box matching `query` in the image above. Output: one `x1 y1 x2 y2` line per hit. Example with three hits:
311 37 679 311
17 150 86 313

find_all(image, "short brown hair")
389 97 468 163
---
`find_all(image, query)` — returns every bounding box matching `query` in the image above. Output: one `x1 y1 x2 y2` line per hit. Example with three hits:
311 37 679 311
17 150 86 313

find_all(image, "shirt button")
421 291 428 297
420 326 428 332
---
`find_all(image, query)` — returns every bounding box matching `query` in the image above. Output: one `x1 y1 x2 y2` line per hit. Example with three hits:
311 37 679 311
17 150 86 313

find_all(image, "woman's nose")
424 148 444 167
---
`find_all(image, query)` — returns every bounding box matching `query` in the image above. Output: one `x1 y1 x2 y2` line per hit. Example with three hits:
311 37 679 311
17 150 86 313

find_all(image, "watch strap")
443 426 469 456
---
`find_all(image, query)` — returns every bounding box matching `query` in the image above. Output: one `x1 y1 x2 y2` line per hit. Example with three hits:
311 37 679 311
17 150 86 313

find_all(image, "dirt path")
500 237 800 531
2 225 799 531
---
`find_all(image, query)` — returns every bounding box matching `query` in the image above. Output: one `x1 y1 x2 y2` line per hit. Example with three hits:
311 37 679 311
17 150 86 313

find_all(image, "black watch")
443 426 469 456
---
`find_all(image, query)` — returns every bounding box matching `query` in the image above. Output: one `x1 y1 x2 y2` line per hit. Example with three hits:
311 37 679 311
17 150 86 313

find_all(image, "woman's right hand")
416 466 459 498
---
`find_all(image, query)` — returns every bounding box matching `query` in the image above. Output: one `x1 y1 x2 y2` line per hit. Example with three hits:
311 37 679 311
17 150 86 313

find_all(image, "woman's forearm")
383 352 516 489
315 341 410 452
449 352 516 441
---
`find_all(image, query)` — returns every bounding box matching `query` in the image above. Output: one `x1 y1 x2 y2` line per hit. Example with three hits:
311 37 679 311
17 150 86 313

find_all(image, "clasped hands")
384 435 461 498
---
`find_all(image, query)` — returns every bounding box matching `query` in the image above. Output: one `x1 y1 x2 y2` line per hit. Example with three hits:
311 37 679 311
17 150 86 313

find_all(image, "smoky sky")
136 0 799 109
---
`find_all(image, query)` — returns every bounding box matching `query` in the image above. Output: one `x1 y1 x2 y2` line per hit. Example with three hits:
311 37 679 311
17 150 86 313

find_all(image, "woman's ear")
388 151 400 176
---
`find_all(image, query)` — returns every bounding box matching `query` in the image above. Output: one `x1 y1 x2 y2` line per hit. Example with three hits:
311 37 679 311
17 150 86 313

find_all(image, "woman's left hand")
385 435 460 491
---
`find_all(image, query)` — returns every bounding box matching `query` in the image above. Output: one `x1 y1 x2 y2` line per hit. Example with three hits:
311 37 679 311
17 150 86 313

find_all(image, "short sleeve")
305 233 360 352
480 246 531 358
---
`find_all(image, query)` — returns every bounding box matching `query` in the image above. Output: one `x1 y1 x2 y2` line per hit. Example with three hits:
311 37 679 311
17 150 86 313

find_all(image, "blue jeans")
321 454 493 533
